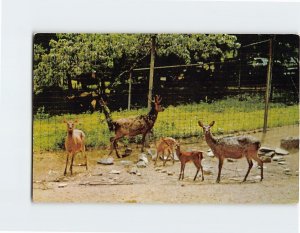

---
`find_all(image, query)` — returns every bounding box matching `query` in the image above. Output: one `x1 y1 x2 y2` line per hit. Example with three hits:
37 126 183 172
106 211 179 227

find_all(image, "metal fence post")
128 71 132 110
148 35 156 109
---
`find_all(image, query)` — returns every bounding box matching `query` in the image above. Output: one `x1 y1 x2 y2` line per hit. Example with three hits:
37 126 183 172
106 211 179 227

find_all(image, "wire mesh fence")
33 37 299 152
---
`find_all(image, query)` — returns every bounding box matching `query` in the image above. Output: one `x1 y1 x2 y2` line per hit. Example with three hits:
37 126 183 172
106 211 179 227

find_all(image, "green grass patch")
33 97 299 152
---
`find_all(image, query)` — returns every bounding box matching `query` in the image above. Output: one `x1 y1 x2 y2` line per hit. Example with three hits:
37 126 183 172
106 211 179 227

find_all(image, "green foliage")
33 97 298 152
33 33 240 94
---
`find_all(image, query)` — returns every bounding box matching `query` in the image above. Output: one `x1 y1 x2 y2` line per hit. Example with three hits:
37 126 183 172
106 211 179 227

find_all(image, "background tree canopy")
33 33 241 94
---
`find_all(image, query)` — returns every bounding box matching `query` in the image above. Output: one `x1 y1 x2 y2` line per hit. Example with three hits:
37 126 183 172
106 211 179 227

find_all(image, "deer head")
198 120 215 134
64 119 78 133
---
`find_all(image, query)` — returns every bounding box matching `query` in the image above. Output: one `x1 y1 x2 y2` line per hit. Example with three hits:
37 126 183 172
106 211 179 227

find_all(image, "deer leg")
216 157 224 183
252 155 264 181
141 133 147 152
70 153 75 175
182 163 186 180
243 157 253 182
179 163 183 180
64 152 70 175
200 163 204 181
83 145 88 170
109 135 123 158
193 161 201 181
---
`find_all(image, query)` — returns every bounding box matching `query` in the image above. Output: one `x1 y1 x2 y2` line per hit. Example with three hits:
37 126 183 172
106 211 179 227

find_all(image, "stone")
147 148 156 157
137 160 147 168
120 160 133 167
264 151 275 157
97 157 114 165
161 169 167 173
129 167 138 174
272 155 285 162
274 148 289 155
121 148 132 158
278 162 286 165
109 170 121 174
167 171 174 176
280 137 299 150
58 183 68 188
283 168 291 172
137 172 141 176
259 147 274 153
92 172 103 176
227 158 236 162
261 156 272 163
203 168 213 175
139 153 149 164
207 151 214 157
295 171 299 176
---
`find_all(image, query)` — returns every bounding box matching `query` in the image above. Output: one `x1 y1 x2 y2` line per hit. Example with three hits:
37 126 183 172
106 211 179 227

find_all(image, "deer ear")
63 118 67 123
198 120 204 127
74 119 78 124
209 121 215 127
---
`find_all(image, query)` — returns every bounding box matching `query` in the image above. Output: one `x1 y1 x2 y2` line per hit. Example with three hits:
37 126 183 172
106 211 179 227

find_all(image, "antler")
154 95 162 103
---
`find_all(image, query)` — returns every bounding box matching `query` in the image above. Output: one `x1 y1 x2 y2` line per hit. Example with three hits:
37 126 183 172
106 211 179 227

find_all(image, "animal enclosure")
32 33 299 204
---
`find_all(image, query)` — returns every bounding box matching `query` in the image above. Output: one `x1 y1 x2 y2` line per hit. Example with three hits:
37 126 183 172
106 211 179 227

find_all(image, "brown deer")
175 143 204 181
100 95 164 158
63 119 87 175
155 137 178 166
198 121 263 183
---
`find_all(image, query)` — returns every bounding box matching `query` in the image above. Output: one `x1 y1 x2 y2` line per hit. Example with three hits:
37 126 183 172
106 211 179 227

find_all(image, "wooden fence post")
128 71 132 110
263 38 273 133
148 35 156 110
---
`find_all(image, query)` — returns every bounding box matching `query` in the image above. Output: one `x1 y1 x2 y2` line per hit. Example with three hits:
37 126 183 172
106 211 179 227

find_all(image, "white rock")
58 183 68 188
275 148 289 155
109 170 121 174
139 153 149 164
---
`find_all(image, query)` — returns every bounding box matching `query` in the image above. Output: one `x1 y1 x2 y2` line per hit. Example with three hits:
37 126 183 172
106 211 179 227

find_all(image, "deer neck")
204 131 217 148
146 106 158 125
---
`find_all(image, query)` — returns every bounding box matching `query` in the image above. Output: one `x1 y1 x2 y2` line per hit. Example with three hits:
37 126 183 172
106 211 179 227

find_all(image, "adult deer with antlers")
100 95 164 158
198 121 263 183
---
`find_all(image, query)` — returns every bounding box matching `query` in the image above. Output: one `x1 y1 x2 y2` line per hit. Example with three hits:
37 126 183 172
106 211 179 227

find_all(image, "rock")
283 168 291 172
259 146 274 153
261 156 272 163
295 171 299 176
58 183 68 188
272 155 285 162
280 137 299 150
137 160 147 168
161 169 167 173
278 161 286 165
203 168 213 175
137 172 141 176
207 151 214 157
264 151 275 157
129 167 138 174
167 171 174 176
109 170 121 174
97 157 114 165
92 172 103 176
155 167 162 171
121 148 132 158
254 175 262 180
274 148 289 155
227 158 236 162
139 153 149 164
173 152 179 161
120 160 133 167
147 148 156 157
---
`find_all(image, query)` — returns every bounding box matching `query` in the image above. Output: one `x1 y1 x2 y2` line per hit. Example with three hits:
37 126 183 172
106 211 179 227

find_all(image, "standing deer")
175 143 204 181
100 95 164 158
63 119 87 175
155 137 178 166
198 121 263 183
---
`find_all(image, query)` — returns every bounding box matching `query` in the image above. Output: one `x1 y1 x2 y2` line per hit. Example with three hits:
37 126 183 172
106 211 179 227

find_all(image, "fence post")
128 71 132 110
147 35 156 109
263 38 273 133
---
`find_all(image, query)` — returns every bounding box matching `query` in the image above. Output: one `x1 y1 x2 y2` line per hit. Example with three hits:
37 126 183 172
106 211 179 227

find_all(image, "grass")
33 96 299 152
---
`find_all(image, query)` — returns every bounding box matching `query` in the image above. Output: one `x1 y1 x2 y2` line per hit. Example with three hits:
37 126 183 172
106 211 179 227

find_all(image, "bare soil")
32 125 299 204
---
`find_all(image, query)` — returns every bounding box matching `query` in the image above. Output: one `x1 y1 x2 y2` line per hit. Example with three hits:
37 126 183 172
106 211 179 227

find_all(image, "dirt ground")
32 125 299 204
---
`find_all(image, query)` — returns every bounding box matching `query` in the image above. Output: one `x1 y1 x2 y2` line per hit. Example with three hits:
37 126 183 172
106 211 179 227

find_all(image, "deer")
198 121 263 183
175 143 204 181
155 137 178 166
63 119 87 175
99 95 164 158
